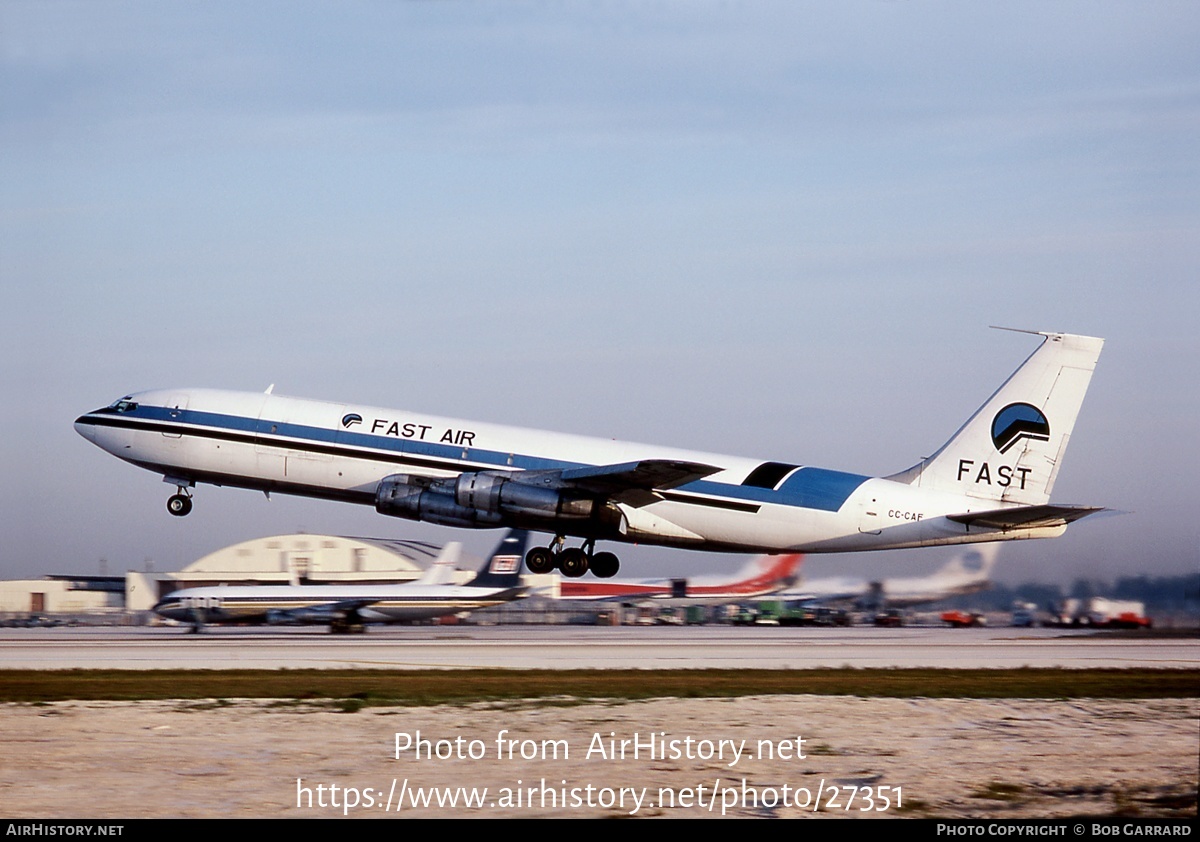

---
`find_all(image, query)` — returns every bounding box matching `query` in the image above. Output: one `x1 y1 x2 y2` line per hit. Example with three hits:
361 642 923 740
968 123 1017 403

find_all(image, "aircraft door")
858 497 882 535
161 394 189 438
254 396 287 481
157 394 193 466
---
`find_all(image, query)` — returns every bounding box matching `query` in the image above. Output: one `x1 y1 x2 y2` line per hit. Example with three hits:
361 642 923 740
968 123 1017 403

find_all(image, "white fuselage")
75 387 1062 555
153 581 521 625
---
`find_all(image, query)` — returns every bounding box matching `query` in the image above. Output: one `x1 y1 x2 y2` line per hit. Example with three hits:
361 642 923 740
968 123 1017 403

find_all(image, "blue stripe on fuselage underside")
125 406 869 513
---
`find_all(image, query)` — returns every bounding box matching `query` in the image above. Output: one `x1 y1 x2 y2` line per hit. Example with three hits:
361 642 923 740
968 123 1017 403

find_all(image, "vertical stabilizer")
739 553 805 591
415 542 462 585
935 543 1000 583
466 530 529 588
889 331 1103 506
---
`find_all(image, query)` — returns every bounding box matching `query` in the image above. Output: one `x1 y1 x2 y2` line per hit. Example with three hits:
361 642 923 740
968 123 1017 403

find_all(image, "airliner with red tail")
552 553 803 603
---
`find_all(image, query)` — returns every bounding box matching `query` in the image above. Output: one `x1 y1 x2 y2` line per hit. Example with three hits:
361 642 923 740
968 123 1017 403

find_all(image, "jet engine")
375 474 504 528
374 472 596 529
266 606 346 626
453 472 595 520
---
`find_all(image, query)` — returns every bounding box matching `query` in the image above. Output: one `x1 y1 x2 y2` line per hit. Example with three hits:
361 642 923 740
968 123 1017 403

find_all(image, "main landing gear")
330 619 367 634
524 537 620 579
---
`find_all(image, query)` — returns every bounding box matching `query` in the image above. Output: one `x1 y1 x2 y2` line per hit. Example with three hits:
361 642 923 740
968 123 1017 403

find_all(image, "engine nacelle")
375 474 504 528
454 472 595 520
266 607 343 626
375 472 598 529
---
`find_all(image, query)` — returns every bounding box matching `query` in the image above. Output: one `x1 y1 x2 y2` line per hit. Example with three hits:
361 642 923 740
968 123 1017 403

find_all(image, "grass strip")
1 668 1195 705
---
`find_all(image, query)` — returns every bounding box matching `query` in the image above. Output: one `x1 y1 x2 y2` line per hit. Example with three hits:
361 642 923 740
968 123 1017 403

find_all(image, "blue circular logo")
991 403 1050 454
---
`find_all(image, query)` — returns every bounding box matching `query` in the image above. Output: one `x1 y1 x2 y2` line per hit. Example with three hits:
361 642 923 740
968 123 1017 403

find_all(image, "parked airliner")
76 329 1104 579
549 553 803 604
153 530 527 633
774 543 1000 609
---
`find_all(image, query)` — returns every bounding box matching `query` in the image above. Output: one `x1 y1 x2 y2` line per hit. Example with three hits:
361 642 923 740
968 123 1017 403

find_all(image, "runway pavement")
1 624 1195 670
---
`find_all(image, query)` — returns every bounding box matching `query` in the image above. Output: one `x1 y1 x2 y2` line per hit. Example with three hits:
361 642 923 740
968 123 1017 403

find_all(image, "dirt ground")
2 695 1196 819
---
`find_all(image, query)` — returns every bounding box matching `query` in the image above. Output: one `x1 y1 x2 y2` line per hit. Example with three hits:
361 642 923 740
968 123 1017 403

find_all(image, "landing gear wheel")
167 494 193 517
591 551 620 578
559 547 589 578
525 547 557 575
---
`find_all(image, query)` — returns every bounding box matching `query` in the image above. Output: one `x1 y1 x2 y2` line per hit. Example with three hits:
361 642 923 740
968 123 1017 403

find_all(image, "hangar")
2 534 448 620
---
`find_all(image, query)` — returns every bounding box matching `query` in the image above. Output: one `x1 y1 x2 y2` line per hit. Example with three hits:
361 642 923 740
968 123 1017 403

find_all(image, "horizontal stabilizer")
947 504 1105 531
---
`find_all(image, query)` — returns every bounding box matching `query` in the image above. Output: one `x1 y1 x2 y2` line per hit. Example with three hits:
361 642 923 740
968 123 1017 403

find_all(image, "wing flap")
558 459 722 503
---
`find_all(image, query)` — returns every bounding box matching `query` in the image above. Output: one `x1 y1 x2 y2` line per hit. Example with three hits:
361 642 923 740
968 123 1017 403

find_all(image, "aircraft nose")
151 597 181 620
74 415 96 443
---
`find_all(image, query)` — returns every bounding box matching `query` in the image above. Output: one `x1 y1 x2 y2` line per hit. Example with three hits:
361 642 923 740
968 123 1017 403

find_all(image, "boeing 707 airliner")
773 543 1000 609
75 329 1104 579
153 530 528 633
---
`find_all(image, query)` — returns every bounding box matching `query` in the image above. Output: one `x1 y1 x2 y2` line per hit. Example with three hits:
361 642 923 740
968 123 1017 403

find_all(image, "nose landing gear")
165 478 194 517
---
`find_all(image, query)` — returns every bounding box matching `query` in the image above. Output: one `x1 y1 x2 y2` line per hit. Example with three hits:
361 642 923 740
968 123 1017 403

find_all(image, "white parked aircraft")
76 329 1104 580
775 543 1000 610
152 529 528 633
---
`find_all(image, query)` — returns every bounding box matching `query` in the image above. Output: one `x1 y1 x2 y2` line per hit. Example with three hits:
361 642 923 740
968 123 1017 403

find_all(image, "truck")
941 609 987 628
1010 601 1038 627
1050 597 1152 629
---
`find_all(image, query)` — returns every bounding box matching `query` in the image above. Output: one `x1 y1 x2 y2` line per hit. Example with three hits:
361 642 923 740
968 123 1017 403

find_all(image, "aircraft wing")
772 588 863 606
947 505 1105 531
556 459 723 506
484 586 529 602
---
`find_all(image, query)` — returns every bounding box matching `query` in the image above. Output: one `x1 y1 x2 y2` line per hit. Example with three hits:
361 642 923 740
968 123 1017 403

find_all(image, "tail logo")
991 403 1050 454
488 554 520 575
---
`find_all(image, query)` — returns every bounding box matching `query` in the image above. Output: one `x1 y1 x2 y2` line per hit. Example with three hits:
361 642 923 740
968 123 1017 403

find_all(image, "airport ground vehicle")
941 609 988 627
873 609 905 627
1010 601 1039 627
1049 597 1152 629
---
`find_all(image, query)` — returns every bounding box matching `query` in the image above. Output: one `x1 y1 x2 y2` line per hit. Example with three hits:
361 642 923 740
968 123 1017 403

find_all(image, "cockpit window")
109 399 138 413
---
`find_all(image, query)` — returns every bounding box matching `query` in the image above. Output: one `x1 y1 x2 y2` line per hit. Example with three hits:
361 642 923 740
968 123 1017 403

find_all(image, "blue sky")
2 1 1197 586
